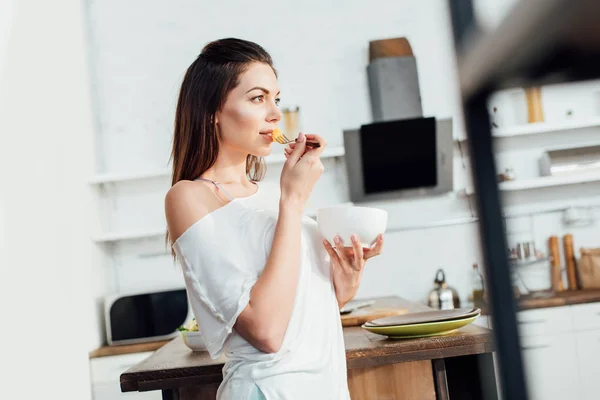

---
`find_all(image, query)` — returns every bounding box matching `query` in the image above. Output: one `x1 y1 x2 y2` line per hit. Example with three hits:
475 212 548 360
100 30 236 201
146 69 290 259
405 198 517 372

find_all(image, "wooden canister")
548 236 564 292
525 87 545 123
563 234 579 290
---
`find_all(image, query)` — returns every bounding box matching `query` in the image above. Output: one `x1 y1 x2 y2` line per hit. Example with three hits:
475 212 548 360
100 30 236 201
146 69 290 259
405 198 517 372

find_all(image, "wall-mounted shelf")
492 118 600 138
92 200 355 243
464 170 600 195
457 118 600 143
93 228 167 243
88 169 170 185
88 146 346 185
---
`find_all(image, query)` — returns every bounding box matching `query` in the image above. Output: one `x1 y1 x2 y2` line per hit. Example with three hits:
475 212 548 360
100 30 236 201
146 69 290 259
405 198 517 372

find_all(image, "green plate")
361 314 479 339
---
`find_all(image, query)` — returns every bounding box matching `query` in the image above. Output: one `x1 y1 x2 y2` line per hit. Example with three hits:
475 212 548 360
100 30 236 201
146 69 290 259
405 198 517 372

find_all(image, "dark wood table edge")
122 372 224 393
121 341 496 392
346 341 495 369
99 292 600 359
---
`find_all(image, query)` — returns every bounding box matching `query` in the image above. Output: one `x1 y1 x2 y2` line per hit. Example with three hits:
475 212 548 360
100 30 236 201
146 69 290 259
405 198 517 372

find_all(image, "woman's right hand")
279 132 326 211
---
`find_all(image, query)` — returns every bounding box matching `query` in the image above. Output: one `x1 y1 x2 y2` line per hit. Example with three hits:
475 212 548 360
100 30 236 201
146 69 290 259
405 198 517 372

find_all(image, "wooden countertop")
89 340 170 359
120 296 495 393
93 290 600 360
517 289 600 310
478 289 600 315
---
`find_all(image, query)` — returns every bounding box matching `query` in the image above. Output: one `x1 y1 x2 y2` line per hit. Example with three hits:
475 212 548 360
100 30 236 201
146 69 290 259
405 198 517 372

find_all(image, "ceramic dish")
361 314 479 339
181 331 207 351
364 307 481 327
316 205 388 248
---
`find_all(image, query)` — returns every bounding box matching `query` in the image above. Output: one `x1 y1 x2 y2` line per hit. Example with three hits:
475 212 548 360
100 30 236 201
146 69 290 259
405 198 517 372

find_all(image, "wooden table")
121 296 498 399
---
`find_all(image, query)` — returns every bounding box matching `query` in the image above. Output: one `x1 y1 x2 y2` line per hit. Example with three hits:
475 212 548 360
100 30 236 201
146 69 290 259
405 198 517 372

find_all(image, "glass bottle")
471 263 485 307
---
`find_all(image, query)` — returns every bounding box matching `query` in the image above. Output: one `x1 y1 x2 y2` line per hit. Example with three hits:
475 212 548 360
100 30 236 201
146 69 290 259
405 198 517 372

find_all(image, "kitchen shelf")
464 170 600 195
88 146 346 185
93 228 167 243
492 118 600 138
510 257 550 268
92 203 355 243
457 118 600 143
88 169 171 185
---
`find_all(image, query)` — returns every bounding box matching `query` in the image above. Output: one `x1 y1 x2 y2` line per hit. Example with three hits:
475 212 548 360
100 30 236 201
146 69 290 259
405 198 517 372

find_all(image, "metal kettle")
428 268 461 310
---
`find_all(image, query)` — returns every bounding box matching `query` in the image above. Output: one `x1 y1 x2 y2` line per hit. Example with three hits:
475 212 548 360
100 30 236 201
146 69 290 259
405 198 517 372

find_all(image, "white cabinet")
516 306 573 337
484 302 600 400
574 330 600 400
90 352 162 400
571 302 600 332
520 333 581 400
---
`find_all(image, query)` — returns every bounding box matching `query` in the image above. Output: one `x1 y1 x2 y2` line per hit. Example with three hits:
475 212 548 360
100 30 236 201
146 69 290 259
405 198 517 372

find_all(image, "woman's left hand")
323 233 384 309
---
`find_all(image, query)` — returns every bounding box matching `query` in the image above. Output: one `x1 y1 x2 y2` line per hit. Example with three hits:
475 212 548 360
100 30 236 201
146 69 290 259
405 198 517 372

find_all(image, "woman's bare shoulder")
165 180 214 244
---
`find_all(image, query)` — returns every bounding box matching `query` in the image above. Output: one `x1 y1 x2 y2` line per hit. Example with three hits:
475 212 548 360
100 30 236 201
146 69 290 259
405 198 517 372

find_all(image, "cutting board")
340 306 409 327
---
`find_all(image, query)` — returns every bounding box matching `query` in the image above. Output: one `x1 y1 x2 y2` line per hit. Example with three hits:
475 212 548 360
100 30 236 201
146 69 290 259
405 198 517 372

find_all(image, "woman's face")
215 62 282 158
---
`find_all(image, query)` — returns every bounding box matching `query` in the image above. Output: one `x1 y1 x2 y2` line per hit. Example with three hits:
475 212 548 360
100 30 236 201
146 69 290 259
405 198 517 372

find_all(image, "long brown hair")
165 38 276 255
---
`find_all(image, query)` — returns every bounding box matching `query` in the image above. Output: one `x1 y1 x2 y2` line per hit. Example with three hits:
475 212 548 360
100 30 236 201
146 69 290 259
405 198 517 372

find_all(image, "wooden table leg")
444 353 499 400
162 389 179 400
432 359 450 400
162 384 219 400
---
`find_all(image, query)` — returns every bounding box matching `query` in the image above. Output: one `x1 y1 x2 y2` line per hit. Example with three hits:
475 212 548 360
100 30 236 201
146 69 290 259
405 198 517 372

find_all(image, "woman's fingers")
303 133 327 147
333 235 350 264
323 239 341 265
289 133 327 155
301 133 326 156
350 234 364 268
283 132 306 167
364 234 384 260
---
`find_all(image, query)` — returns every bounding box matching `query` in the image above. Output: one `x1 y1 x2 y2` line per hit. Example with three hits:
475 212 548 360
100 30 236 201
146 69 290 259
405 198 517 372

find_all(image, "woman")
165 38 384 400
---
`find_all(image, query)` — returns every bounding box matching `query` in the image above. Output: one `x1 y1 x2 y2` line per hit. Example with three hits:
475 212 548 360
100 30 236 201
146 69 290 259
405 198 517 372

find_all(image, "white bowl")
316 205 388 248
181 331 207 352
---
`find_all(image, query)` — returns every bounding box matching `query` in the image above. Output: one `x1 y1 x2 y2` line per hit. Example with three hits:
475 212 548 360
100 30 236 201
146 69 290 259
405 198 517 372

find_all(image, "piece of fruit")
272 128 283 142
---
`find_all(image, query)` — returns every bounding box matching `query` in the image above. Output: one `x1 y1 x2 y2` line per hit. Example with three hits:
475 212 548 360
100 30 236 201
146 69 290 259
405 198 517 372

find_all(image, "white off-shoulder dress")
172 178 351 400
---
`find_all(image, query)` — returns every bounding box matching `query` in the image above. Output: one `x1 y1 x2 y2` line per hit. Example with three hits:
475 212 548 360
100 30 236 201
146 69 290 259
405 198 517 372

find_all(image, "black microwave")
343 117 453 202
104 288 190 345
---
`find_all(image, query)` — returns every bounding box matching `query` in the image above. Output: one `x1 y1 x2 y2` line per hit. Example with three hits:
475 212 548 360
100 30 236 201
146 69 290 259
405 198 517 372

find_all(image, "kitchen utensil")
361 314 479 339
515 241 537 261
365 307 480 327
316 205 388 248
548 235 565 292
524 242 536 260
340 299 376 314
427 269 461 310
563 234 580 290
272 128 320 148
341 307 408 327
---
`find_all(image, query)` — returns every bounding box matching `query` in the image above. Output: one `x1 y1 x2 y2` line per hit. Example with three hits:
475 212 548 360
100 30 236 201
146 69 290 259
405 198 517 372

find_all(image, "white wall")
84 0 600 314
86 0 466 172
0 0 98 399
